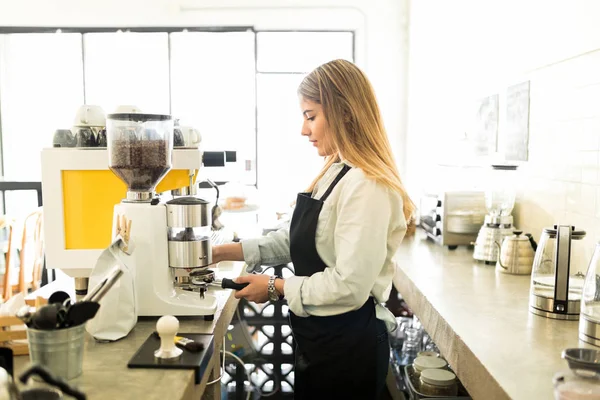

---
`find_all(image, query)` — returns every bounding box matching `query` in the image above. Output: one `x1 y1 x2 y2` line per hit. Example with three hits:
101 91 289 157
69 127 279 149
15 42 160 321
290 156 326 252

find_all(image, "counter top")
393 231 586 400
16 261 245 400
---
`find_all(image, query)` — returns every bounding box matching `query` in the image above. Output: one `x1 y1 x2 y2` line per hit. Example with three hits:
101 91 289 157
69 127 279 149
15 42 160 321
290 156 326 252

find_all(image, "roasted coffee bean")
110 140 169 191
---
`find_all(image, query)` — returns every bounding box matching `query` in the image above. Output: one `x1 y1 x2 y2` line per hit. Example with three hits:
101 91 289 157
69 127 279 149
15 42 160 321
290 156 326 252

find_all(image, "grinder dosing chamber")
167 197 212 286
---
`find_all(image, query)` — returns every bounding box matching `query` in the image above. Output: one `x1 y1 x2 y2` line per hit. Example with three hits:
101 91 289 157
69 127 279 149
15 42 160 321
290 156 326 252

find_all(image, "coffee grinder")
107 113 217 317
473 165 518 264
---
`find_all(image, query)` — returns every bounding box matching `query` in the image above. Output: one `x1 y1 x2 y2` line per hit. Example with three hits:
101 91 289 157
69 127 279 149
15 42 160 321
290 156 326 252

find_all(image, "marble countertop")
16 261 245 400
393 231 587 400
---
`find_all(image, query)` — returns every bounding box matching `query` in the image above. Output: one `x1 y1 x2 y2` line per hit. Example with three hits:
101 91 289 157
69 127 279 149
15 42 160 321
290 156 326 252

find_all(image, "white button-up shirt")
241 161 407 329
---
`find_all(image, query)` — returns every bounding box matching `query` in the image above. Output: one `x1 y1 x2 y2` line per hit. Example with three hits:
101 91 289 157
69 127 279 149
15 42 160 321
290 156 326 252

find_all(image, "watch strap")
268 275 281 302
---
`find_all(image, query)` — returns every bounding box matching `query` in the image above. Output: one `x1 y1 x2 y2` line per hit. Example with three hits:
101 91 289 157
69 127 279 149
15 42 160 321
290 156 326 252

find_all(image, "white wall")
408 0 600 272
0 0 411 173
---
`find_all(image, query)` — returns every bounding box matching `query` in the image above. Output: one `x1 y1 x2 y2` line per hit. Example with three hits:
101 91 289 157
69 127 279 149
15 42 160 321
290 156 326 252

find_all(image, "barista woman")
212 59 414 399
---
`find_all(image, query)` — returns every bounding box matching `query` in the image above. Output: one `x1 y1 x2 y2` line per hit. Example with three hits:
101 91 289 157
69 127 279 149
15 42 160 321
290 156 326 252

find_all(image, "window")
0 33 84 218
0 28 353 217
0 33 84 180
170 31 256 184
84 32 170 114
255 32 354 210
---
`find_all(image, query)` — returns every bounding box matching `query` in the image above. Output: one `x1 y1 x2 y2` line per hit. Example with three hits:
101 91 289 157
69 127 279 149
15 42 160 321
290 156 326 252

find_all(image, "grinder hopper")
107 113 174 201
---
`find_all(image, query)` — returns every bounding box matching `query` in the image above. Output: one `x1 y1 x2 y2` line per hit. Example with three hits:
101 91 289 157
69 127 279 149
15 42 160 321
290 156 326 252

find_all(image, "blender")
473 165 518 264
107 113 218 317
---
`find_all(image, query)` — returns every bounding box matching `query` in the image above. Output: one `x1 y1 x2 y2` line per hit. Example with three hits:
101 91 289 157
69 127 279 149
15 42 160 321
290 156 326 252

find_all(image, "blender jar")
107 113 173 197
485 164 518 219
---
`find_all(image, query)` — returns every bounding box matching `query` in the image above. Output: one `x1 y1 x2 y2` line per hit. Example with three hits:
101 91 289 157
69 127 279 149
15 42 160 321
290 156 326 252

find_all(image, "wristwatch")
267 276 282 302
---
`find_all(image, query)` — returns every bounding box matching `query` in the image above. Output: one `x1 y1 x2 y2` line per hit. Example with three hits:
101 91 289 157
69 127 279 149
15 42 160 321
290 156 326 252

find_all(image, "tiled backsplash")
407 46 600 274
512 49 600 272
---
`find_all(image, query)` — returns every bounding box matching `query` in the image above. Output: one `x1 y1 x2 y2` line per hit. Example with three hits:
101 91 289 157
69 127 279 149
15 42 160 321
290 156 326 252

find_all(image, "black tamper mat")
127 333 214 384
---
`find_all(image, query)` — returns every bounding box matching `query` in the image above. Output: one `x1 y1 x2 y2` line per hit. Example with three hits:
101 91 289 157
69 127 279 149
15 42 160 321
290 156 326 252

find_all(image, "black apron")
289 164 384 399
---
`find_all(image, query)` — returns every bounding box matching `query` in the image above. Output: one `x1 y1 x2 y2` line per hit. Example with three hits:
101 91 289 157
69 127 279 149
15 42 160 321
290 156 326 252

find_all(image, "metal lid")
508 230 529 241
417 351 440 358
543 225 586 239
166 197 209 205
107 113 171 122
420 369 456 386
413 356 447 372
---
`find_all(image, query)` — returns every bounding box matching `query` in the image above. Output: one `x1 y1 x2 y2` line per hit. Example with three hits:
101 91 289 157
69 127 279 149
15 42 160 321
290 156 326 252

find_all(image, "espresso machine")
107 113 219 317
473 165 518 264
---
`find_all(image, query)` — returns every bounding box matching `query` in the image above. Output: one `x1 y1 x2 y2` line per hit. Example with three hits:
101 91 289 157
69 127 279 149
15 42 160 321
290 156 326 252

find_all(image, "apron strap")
318 164 352 202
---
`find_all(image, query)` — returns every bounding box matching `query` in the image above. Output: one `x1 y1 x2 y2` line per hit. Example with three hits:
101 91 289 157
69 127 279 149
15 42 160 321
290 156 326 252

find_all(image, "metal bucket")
26 324 86 380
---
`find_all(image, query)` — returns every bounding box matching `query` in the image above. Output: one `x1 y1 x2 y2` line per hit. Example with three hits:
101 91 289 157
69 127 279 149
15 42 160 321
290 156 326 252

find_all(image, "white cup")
73 105 106 127
179 126 202 148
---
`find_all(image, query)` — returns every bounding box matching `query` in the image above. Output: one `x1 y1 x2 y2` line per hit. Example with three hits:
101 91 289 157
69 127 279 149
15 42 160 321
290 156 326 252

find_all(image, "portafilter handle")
219 278 249 291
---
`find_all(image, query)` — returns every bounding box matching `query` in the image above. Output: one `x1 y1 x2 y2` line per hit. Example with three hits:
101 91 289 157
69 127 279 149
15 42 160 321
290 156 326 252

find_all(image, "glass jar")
485 164 518 218
400 327 421 365
412 356 447 379
554 370 600 400
419 369 458 397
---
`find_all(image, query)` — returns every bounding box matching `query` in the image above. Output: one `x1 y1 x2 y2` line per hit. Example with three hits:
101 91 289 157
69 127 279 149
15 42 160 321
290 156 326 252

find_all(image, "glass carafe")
580 243 600 346
107 113 173 198
530 225 586 320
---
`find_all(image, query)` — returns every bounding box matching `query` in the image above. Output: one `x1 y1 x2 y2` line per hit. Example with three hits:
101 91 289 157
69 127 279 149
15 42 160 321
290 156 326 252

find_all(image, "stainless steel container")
166 196 212 268
168 239 211 268
26 324 86 380
166 197 210 228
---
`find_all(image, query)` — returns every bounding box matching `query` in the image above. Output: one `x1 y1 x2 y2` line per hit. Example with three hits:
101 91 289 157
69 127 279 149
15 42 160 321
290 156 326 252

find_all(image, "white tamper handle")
154 315 183 359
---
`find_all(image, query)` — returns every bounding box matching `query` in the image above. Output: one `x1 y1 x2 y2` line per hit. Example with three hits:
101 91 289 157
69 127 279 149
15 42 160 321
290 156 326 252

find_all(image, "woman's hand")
234 274 271 303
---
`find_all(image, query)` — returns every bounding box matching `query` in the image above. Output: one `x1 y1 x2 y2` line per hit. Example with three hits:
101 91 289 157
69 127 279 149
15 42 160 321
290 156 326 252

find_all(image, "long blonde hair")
298 59 415 233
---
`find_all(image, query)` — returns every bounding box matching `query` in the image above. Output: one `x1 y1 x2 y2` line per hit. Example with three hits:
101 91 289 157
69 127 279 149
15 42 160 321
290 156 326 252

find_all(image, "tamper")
154 315 183 360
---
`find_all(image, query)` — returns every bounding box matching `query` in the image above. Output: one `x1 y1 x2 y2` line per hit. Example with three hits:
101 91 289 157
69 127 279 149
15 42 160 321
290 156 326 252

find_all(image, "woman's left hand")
233 274 270 303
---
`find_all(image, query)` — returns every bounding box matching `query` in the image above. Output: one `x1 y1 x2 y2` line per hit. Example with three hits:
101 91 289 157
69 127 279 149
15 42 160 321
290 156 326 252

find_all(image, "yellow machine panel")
62 169 196 249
